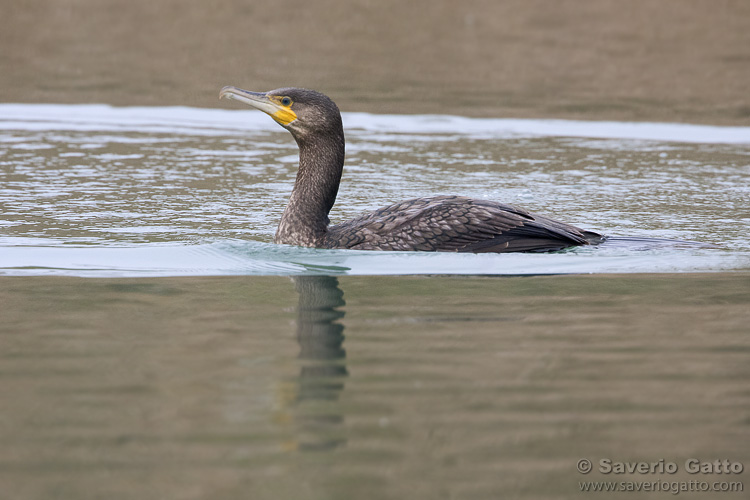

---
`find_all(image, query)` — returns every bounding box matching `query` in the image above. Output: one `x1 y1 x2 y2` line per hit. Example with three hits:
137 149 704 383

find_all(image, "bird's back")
325 195 602 253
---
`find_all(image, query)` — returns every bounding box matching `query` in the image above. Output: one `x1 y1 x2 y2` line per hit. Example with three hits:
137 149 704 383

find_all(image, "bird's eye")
281 97 293 106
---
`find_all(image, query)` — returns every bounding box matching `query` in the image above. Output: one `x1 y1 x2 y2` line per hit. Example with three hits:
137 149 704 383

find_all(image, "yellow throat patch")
269 97 297 125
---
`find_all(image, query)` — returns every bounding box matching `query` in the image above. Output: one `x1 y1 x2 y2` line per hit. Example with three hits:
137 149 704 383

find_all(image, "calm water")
1 105 749 499
1 274 749 500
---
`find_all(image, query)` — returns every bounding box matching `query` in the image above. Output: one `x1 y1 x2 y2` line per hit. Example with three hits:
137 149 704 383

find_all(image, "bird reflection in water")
280 276 348 451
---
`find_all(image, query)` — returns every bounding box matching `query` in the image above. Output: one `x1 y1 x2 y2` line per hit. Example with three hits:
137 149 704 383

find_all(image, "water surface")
1 274 748 500
1 106 749 499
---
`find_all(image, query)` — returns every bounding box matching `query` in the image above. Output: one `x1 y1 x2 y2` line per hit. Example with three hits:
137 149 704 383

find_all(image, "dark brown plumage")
220 86 604 253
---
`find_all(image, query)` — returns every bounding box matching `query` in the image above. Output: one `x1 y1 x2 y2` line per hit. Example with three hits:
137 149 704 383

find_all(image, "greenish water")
1 274 748 499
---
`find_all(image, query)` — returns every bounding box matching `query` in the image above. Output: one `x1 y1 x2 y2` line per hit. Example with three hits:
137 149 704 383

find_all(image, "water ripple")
1 104 748 275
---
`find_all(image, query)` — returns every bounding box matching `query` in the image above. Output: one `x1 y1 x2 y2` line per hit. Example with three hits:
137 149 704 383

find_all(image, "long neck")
275 126 345 246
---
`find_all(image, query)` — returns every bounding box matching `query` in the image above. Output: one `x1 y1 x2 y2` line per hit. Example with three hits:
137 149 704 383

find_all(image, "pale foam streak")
0 241 746 277
1 104 749 144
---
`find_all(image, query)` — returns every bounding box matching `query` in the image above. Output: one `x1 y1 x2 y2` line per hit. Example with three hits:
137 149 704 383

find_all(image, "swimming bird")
219 86 605 253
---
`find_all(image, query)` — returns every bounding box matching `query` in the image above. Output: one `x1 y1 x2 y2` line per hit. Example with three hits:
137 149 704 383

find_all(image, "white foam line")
1 103 749 144
0 243 745 277
343 113 750 144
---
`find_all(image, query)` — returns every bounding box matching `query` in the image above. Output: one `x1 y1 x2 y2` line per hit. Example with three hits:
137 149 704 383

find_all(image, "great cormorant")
220 86 604 253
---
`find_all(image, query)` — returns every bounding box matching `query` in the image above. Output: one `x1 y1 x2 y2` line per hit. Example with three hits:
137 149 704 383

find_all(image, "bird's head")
219 86 342 142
